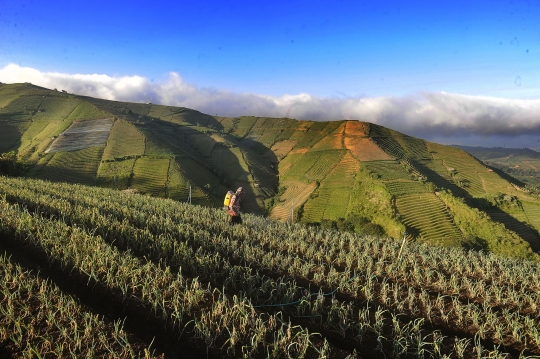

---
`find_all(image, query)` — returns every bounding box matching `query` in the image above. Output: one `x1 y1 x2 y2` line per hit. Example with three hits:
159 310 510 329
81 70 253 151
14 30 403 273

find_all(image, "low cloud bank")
2 63 540 141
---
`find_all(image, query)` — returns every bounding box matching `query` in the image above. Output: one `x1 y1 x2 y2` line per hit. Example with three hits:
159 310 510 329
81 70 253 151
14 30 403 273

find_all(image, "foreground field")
1 177 540 358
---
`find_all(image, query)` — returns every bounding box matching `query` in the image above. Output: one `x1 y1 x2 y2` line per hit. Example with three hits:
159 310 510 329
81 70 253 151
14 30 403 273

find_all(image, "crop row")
2 177 540 356
0 198 326 358
396 194 463 245
0 253 158 358
38 146 103 186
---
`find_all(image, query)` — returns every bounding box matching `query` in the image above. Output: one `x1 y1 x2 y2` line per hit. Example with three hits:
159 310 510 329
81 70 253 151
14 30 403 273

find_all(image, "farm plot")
363 160 409 180
344 120 370 136
301 189 331 223
310 132 344 151
166 160 190 201
523 201 540 233
427 142 500 196
95 158 136 190
175 156 221 194
36 146 104 186
231 116 258 138
211 145 250 181
217 116 236 132
383 180 430 197
396 193 463 245
46 118 113 153
302 186 350 222
344 137 394 161
2 177 540 358
321 152 360 186
269 181 317 220
293 121 343 149
257 126 283 149
394 135 431 160
0 85 27 108
65 101 111 120
0 94 45 118
0 120 31 153
102 119 145 160
270 140 297 159
282 150 345 182
130 157 170 197
302 153 359 223
241 149 278 197
31 95 80 121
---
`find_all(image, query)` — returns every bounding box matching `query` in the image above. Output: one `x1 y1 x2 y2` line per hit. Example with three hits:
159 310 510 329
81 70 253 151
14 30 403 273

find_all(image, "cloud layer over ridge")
2 63 540 145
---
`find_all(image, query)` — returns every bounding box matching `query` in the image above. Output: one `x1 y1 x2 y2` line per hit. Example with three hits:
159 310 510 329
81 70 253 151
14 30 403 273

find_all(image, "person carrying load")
227 187 244 225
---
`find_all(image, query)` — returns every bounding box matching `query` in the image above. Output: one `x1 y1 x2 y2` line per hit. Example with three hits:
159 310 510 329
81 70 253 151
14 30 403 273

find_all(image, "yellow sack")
224 191 233 207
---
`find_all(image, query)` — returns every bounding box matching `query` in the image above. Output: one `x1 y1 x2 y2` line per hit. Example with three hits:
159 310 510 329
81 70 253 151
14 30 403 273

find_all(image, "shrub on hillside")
0 152 27 176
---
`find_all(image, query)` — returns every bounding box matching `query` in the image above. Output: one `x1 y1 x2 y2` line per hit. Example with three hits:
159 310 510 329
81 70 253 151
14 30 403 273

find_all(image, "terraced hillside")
2 82 540 256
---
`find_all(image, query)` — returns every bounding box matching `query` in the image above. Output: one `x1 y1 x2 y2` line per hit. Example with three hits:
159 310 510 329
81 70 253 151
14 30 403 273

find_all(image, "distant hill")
1 82 540 259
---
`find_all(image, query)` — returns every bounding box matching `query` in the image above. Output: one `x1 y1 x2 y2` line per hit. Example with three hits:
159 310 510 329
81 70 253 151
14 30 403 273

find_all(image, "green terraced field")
176 156 222 193
283 150 345 182
35 146 104 186
383 180 430 196
211 145 251 181
166 161 190 201
396 193 463 245
131 157 170 197
31 96 80 121
96 158 136 190
102 119 145 160
363 161 408 180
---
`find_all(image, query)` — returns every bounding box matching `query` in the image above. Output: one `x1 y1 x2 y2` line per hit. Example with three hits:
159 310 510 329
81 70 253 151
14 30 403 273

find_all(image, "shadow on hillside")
488 166 527 188
0 120 23 154
413 160 472 200
485 209 540 252
132 117 278 215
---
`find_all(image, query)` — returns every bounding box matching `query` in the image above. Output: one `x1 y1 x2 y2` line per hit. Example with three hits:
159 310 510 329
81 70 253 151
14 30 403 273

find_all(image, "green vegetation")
2 177 540 358
0 151 27 176
438 190 538 259
0 254 157 358
131 156 170 196
102 119 145 160
35 146 104 186
456 145 540 188
3 82 540 257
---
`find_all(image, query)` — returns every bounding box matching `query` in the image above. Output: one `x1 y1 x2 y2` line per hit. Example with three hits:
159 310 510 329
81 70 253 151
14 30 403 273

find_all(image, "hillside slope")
1 82 540 258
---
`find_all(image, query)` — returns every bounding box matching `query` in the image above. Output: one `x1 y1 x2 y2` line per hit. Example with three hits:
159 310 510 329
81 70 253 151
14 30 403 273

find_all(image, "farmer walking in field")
228 187 244 225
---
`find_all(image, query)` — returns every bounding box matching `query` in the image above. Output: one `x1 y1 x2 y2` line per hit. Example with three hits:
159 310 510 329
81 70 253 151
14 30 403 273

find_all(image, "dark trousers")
229 215 242 225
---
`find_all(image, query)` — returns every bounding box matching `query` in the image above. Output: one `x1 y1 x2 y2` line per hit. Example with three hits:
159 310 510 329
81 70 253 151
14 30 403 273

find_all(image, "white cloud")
2 63 540 140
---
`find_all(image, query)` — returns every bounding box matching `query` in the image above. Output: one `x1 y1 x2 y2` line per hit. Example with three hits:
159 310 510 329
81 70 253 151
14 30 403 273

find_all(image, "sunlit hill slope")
1 82 540 259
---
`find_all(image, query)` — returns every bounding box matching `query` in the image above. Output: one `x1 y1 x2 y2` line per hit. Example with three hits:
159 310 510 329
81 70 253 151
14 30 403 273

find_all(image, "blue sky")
1 0 540 147
2 0 537 98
